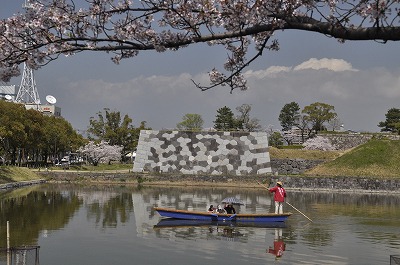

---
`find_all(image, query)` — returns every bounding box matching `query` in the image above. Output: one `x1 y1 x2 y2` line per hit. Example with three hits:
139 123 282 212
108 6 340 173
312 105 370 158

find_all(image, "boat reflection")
153 219 287 242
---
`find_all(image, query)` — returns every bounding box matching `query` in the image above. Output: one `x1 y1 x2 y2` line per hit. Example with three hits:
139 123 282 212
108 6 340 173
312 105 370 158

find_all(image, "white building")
24 103 62 117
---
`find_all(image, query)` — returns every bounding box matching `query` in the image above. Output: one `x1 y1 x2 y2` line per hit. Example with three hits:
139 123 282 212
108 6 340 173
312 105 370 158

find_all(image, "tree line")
176 104 262 132
176 102 400 148
1 99 398 166
0 102 150 166
0 100 84 166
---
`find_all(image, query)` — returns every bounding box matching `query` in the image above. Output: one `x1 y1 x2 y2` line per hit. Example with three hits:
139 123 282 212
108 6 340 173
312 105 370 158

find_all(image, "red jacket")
269 186 286 202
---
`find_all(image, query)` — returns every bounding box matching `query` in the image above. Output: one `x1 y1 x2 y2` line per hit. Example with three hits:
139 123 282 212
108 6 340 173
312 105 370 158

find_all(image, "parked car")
61 156 70 162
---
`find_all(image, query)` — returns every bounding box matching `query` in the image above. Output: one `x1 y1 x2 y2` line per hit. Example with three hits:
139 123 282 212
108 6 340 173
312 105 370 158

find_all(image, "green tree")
302 102 337 133
0 100 84 166
24 109 46 164
279 102 301 131
87 108 150 154
378 108 400 134
43 116 85 163
176 114 204 131
268 132 284 147
0 100 28 164
213 106 239 131
235 104 261 132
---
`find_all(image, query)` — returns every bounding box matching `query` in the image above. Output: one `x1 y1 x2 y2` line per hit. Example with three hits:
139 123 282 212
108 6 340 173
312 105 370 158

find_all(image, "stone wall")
323 134 372 150
38 172 400 192
268 176 400 192
271 158 325 175
133 130 272 175
322 133 400 150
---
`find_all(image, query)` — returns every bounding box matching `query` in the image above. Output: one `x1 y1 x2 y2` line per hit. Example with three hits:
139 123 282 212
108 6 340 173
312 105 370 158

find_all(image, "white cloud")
32 56 400 134
245 66 292 78
245 58 358 80
293 58 358 72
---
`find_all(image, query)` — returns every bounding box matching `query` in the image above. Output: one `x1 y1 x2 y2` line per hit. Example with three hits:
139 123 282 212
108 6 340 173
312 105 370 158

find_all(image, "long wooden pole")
257 181 313 222
285 201 313 222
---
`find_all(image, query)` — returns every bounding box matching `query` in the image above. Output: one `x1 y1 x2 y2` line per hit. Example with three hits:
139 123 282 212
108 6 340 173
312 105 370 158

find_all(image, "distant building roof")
0 85 16 97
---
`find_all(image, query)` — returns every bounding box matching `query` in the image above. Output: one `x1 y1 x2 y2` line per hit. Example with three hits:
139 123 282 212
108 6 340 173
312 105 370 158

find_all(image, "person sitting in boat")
224 204 236 214
208 205 215 212
217 205 225 213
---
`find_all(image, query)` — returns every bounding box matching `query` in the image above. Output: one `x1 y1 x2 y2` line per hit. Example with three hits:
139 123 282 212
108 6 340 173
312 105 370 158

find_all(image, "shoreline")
36 171 400 194
0 179 47 190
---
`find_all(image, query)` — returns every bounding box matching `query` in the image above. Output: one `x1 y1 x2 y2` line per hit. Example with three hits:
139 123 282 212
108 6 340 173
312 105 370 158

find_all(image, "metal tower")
15 63 40 104
15 0 41 104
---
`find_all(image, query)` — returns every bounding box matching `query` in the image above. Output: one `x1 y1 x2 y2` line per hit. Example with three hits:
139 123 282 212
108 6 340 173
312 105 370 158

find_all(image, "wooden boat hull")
154 218 288 229
154 207 292 222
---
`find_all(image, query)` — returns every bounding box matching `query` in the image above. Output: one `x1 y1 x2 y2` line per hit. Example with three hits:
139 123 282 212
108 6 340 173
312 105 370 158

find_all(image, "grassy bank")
0 166 42 184
66 163 132 171
304 139 400 178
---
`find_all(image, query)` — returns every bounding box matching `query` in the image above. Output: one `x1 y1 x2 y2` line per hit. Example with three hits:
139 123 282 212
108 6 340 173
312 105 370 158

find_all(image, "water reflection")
0 186 82 247
0 184 399 265
267 228 286 259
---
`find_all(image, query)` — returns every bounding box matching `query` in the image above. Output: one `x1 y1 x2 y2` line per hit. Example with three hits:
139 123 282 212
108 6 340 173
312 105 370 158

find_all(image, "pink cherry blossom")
0 0 399 90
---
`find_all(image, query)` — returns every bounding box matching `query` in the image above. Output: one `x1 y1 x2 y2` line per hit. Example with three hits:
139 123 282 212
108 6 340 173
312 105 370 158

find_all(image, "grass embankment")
62 163 133 172
0 166 42 184
304 139 400 178
0 163 133 184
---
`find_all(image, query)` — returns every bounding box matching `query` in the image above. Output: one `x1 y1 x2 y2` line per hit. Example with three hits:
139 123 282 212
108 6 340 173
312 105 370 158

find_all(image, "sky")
1 1 400 134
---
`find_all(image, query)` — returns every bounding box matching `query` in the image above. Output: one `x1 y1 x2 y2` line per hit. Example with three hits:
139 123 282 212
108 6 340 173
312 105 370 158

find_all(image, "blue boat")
154 218 288 229
153 207 292 222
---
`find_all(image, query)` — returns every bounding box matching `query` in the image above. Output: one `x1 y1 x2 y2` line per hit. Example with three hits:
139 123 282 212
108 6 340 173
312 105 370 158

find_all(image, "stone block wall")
271 158 325 175
133 130 272 175
323 134 372 150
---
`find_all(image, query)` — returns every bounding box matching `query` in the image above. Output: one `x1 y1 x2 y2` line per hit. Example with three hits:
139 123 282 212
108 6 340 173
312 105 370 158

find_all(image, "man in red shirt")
269 181 286 214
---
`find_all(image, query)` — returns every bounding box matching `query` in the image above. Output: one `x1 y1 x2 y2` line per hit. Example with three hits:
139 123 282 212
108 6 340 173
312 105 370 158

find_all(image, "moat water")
0 183 399 265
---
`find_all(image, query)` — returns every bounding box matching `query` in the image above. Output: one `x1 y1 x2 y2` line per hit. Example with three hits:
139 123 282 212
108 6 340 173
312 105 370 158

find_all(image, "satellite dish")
46 95 57 104
4 95 12 100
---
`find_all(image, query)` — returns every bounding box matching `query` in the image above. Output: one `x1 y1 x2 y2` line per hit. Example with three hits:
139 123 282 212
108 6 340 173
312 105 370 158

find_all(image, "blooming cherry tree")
1 0 400 91
79 140 123 166
302 136 336 151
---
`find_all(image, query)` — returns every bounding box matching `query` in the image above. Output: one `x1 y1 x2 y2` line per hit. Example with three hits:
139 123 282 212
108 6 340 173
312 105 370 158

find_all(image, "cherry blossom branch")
1 0 400 89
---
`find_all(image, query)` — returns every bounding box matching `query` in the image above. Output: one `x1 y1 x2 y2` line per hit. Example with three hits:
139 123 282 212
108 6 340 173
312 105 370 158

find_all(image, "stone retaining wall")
38 172 400 192
323 134 372 150
0 179 47 190
270 158 325 175
268 176 400 192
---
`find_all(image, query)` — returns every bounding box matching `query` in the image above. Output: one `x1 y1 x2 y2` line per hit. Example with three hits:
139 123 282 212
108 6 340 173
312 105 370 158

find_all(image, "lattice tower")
15 63 40 104
15 0 41 104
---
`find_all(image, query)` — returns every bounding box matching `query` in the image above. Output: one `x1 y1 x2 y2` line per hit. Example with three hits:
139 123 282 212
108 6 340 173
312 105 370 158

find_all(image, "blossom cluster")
79 140 123 165
302 136 337 151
